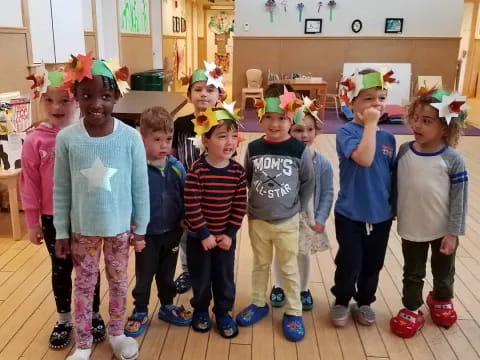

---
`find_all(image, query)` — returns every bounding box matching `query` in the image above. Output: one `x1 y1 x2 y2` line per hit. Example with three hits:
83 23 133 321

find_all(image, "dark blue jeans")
331 213 392 307
187 234 236 317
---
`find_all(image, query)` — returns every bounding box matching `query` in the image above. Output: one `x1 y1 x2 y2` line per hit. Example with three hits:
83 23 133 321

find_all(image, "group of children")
19 53 468 359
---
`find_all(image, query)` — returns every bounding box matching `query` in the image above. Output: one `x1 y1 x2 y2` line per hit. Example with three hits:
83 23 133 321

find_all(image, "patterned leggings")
71 232 130 349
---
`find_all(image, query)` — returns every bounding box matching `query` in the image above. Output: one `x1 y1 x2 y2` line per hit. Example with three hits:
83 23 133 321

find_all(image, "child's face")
41 87 76 127
410 104 445 148
290 115 318 146
75 75 118 127
202 123 238 162
260 112 292 142
351 88 387 124
143 130 173 162
188 81 220 112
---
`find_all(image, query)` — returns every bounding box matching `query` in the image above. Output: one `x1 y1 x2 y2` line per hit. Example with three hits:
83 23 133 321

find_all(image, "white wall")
96 0 120 60
82 0 94 31
0 0 23 27
235 0 463 37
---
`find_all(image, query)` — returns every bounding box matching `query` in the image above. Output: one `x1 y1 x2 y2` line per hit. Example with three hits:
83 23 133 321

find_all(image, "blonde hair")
139 106 173 135
406 95 462 148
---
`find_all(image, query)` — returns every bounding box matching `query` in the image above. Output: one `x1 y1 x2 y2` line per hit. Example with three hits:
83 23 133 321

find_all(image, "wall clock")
352 19 362 33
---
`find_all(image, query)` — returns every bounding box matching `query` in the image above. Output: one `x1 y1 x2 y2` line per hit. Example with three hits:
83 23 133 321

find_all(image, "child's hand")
55 239 71 259
216 234 232 250
201 235 217 251
180 219 188 229
440 234 457 255
131 233 146 252
357 107 381 127
28 227 44 245
310 223 325 233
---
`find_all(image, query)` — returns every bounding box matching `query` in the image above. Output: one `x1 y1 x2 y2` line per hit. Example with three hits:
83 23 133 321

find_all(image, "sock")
58 312 72 324
297 253 311 292
70 348 91 360
410 309 419 314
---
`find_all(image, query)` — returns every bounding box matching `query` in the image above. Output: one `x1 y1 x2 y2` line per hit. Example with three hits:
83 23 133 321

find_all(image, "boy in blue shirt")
125 106 192 338
331 69 396 327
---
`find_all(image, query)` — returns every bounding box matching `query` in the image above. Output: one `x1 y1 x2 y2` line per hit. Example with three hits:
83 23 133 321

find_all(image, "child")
330 69 396 327
184 103 247 338
21 65 105 349
173 61 224 294
124 106 191 338
236 84 314 342
53 53 149 360
270 97 334 311
390 89 468 338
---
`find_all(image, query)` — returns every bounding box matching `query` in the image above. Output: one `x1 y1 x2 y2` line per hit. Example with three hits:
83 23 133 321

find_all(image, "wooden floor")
1 132 480 360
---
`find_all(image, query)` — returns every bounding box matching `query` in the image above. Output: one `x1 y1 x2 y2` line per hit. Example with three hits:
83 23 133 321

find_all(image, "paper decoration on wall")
120 0 150 34
297 3 305 22
317 1 323 13
327 0 336 21
208 12 234 35
175 39 186 81
265 0 276 23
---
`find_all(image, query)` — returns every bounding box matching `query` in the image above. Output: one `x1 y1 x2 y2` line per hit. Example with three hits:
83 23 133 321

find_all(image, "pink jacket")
20 124 60 228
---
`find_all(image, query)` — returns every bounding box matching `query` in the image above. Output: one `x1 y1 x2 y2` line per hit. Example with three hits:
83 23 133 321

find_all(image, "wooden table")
0 168 22 240
287 79 328 121
113 91 188 127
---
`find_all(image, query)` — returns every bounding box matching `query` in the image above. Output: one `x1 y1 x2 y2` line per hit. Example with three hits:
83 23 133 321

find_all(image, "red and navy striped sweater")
184 157 247 240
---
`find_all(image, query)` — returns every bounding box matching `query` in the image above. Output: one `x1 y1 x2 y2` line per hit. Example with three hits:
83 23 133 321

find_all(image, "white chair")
241 69 264 110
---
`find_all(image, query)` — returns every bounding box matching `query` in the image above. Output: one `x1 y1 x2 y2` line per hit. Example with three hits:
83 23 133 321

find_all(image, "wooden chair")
325 82 340 119
241 69 264 110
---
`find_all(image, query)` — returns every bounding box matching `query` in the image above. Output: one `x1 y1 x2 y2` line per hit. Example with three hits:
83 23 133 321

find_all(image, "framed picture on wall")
181 18 186 32
385 18 403 33
304 18 322 34
175 16 181 32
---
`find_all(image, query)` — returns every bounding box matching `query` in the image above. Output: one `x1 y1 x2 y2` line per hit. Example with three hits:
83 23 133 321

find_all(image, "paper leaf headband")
26 63 68 99
190 61 224 89
63 52 130 96
339 69 396 105
256 86 303 120
293 96 323 126
419 88 468 126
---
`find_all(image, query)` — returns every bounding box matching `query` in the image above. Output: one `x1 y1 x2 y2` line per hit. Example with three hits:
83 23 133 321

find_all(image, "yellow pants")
249 214 301 316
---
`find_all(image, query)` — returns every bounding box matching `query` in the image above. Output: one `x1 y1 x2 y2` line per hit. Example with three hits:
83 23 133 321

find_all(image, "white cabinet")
28 0 85 63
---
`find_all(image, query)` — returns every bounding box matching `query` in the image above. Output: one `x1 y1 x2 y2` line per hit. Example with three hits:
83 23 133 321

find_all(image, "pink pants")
71 232 130 349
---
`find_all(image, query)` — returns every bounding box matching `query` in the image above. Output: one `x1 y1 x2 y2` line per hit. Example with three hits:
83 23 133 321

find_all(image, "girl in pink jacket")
21 66 105 350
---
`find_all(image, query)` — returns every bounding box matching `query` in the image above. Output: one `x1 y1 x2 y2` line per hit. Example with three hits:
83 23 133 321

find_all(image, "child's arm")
183 168 211 241
299 147 315 213
224 168 247 240
53 132 72 241
447 153 468 237
314 156 334 227
350 108 381 167
244 146 252 186
131 132 150 238
20 138 44 244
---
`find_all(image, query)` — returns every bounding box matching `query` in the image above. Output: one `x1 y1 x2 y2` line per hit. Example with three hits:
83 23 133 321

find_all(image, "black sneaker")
174 272 192 294
49 322 73 349
270 286 286 307
92 315 106 343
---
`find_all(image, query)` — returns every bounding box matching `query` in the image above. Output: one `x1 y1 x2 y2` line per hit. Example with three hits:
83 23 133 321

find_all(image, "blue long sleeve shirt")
53 120 150 239
313 150 334 225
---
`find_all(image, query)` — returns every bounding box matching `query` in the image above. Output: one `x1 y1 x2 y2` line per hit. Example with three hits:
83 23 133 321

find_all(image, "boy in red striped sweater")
184 103 247 338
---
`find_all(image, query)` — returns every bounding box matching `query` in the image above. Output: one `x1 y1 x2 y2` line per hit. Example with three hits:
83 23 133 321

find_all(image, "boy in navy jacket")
125 106 192 338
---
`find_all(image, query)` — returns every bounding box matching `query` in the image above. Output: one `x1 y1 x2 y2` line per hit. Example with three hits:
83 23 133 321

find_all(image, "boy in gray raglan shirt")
236 84 314 342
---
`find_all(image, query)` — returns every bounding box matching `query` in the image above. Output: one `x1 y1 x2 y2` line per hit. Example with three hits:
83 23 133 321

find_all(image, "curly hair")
406 94 463 148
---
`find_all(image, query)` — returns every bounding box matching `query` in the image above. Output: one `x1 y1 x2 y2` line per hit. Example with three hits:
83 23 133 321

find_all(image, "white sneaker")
330 304 349 327
66 348 91 360
109 334 139 360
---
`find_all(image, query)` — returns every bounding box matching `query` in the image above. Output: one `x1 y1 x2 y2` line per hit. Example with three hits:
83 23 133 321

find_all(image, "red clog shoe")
426 291 457 329
390 308 425 338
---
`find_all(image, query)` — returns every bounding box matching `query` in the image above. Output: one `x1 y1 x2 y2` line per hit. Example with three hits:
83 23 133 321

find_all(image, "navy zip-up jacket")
147 155 186 235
